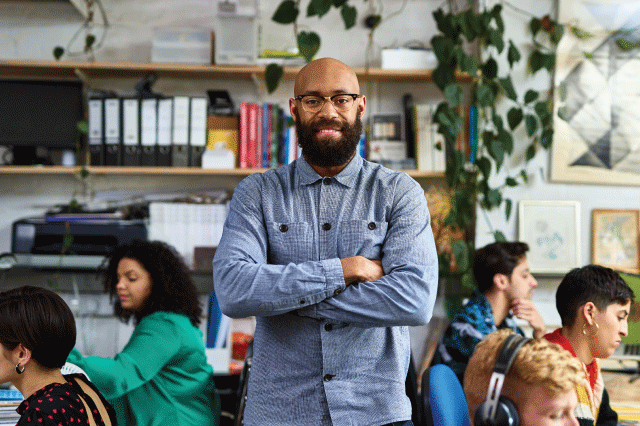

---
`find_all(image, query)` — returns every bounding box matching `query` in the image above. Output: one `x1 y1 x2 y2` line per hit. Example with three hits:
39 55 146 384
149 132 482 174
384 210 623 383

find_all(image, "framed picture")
591 209 639 272
518 201 581 274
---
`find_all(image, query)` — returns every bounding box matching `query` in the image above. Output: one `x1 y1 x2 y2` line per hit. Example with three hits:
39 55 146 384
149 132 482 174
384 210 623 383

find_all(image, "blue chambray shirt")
212 154 438 426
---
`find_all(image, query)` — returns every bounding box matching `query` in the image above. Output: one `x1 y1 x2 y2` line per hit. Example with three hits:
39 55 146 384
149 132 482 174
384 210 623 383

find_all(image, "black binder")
87 97 104 166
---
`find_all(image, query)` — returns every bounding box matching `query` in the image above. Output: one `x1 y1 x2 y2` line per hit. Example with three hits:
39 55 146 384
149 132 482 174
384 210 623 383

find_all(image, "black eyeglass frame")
294 94 362 112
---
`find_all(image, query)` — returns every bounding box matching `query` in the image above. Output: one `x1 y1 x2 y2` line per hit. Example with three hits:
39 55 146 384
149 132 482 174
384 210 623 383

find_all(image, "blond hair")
464 329 585 423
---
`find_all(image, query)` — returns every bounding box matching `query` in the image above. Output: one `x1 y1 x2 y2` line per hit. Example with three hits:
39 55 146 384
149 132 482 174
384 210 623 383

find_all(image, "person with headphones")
464 329 585 426
431 242 546 383
543 264 634 426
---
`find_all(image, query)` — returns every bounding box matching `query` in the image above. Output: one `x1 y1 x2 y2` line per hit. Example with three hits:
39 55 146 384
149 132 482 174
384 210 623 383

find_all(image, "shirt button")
323 374 333 382
333 288 342 296
299 299 306 304
368 222 376 230
323 177 331 185
279 224 288 232
322 223 331 231
325 324 333 331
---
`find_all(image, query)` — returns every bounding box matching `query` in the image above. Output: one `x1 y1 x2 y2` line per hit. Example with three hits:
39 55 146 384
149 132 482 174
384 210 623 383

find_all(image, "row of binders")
88 96 208 167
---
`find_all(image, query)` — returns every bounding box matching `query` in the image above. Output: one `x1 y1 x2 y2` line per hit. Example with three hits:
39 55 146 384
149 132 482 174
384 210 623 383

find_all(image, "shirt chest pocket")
267 221 314 264
338 220 388 259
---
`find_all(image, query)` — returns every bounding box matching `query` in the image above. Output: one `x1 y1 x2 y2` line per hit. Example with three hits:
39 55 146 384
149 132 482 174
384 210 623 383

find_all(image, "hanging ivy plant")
431 6 565 290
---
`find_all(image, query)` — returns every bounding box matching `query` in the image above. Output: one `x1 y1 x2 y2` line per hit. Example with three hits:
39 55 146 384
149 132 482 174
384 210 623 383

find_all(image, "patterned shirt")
213 154 438 426
431 290 523 383
17 374 116 426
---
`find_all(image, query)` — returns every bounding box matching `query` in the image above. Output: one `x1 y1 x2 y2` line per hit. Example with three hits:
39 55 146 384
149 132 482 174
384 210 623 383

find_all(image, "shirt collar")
295 153 362 188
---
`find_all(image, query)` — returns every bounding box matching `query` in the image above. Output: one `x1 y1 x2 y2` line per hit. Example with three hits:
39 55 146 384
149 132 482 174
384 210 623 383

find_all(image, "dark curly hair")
472 241 529 293
556 264 635 327
0 286 76 369
102 240 202 326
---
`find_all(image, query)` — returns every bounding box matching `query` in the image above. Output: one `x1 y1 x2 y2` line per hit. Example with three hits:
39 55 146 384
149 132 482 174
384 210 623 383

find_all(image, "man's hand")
340 256 384 285
511 299 546 339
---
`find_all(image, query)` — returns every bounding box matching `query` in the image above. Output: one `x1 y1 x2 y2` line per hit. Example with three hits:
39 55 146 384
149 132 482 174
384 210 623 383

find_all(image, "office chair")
423 364 470 426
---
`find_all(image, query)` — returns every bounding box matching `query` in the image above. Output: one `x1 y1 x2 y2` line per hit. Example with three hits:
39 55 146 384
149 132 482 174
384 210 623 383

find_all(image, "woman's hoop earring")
15 363 25 374
582 322 599 336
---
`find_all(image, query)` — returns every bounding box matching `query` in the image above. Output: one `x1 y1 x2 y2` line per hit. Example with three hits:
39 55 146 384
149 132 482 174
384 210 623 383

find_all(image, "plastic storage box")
151 27 213 64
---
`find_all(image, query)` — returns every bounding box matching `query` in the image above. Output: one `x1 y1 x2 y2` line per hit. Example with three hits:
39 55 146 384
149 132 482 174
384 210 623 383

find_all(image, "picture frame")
591 209 639 272
518 201 581 274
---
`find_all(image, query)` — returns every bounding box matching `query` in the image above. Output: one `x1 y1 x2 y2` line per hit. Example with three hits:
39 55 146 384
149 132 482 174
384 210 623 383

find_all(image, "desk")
602 365 640 425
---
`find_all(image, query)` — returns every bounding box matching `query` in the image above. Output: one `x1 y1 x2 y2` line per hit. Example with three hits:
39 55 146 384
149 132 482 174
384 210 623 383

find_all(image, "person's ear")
581 302 598 325
289 98 299 122
357 95 366 118
12 343 32 366
493 273 509 291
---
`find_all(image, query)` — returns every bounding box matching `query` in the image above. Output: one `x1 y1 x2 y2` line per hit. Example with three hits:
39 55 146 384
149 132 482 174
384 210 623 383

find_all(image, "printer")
12 217 147 269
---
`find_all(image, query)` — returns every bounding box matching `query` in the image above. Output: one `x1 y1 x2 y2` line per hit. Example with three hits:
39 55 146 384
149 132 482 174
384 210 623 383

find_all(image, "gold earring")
582 322 599 336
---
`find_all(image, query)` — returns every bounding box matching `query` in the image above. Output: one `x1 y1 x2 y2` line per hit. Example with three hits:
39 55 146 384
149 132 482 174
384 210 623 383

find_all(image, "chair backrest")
426 364 470 426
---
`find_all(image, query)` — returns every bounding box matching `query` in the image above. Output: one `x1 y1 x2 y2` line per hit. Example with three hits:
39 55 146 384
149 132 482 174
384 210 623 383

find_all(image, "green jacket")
68 311 220 426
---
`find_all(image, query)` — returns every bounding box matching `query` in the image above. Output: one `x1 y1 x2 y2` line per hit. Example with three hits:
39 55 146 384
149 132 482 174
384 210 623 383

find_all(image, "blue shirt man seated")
212 57 439 426
431 241 546 383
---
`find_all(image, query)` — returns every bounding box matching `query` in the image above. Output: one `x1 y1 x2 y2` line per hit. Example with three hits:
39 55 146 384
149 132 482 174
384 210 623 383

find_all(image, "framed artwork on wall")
518 201 581 274
591 209 639 272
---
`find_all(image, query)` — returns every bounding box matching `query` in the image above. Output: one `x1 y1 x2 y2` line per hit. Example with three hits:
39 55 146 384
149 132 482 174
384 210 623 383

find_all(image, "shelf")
0 165 444 179
0 59 471 83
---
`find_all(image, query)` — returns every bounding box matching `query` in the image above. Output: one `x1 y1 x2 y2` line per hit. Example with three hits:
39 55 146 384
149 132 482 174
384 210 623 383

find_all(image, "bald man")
213 58 438 426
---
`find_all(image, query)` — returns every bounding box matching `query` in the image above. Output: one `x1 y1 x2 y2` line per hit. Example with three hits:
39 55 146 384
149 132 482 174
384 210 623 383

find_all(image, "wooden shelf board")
0 59 470 83
0 165 444 178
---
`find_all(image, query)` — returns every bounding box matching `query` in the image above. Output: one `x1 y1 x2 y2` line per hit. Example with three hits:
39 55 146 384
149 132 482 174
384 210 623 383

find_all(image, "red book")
247 103 258 168
239 102 250 168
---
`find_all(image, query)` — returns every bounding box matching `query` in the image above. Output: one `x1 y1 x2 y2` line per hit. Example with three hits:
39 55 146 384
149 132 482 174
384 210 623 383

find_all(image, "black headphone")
474 333 531 426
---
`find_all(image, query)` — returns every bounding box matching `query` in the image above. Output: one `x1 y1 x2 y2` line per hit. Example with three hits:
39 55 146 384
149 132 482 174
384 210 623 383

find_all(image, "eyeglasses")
294 94 362 113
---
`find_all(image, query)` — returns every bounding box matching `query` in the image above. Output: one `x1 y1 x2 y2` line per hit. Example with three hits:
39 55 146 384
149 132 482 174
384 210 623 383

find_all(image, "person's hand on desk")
340 256 384 285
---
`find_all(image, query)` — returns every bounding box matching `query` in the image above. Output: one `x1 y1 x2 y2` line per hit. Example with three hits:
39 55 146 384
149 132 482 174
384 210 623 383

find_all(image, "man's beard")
296 115 363 167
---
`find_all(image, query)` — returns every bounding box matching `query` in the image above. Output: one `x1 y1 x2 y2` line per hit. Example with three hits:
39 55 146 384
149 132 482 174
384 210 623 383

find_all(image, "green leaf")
486 188 502 209
617 38 639 50
85 34 96 49
309 0 332 17
525 144 536 161
534 101 549 121
488 29 505 53
462 10 477 41
529 18 541 37
498 76 517 101
551 24 564 44
525 114 538 137
505 177 518 187
493 230 506 242
497 129 514 155
529 50 544 73
444 83 464 107
461 271 475 290
333 0 347 6
505 198 513 220
53 46 65 60
460 54 478 75
476 156 491 179
483 57 498 79
540 128 553 149
542 53 556 71
272 0 299 24
452 240 470 272
265 63 284 93
297 31 321 62
507 107 523 130
476 83 494 106
520 169 529 183
341 4 357 29
431 35 454 63
79 167 90 179
76 120 88 134
507 41 521 68
524 90 539 104
489 138 505 171
571 26 594 39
